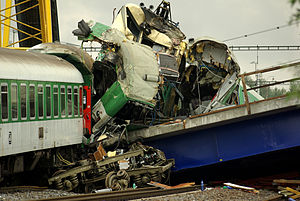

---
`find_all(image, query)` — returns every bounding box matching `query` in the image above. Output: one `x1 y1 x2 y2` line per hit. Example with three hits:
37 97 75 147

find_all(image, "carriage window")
1 84 8 120
38 86 44 118
11 84 18 120
29 85 35 118
83 87 87 110
74 87 79 116
60 86 66 117
20 84 27 119
67 86 72 116
53 86 58 117
46 86 51 117
79 86 83 116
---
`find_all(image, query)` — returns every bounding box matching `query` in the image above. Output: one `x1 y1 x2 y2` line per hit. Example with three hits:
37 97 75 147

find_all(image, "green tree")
289 0 300 22
288 0 300 99
288 81 300 98
244 76 287 99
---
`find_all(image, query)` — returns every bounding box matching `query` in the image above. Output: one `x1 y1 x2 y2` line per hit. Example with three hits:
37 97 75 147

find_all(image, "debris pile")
71 1 259 148
46 1 263 193
273 179 300 200
48 143 174 192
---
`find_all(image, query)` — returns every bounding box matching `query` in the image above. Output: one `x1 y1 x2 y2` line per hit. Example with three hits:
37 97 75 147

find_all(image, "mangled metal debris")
48 143 174 192
71 0 264 145
111 3 185 51
181 37 241 115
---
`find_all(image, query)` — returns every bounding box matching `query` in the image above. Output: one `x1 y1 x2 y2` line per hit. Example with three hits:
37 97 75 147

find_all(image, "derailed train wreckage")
0 1 260 192
45 1 250 191
73 2 240 133
45 2 248 191
72 2 242 137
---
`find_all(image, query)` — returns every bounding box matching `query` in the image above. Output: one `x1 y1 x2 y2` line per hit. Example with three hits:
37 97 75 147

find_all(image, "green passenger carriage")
0 46 92 181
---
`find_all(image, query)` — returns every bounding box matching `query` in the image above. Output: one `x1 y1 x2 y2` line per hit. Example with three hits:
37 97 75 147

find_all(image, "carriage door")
82 86 91 135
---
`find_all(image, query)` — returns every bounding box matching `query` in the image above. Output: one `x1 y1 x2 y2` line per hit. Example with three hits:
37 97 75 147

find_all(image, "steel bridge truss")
0 0 52 49
229 45 300 51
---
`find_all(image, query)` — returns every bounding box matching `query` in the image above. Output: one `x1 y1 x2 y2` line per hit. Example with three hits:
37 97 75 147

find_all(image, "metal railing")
239 61 300 114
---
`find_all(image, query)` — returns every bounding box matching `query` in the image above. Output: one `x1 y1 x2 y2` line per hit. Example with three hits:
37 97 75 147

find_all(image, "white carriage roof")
0 48 83 83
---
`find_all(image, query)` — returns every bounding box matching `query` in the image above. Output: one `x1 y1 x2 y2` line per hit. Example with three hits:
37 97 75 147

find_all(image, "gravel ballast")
0 189 80 201
133 188 284 201
0 187 287 201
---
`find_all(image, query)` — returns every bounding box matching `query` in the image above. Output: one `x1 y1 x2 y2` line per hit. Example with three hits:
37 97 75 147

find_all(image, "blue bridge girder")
146 106 300 171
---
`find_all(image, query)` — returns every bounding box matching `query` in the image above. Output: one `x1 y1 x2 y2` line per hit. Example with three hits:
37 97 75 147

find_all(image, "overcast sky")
57 0 300 80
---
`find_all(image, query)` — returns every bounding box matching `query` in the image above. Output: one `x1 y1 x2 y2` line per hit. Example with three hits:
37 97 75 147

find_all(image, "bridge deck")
128 96 300 170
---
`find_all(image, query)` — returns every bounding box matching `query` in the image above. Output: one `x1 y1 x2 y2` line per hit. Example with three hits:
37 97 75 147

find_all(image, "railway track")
35 186 201 201
0 186 48 193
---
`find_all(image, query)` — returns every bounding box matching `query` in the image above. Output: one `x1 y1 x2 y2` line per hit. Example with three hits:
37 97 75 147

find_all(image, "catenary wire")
224 21 299 42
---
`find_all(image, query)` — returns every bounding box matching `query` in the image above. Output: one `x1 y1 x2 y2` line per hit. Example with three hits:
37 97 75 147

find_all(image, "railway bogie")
47 143 174 192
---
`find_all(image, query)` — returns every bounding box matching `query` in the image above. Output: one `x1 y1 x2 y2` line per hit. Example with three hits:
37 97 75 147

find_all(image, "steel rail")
0 186 48 193
35 186 200 201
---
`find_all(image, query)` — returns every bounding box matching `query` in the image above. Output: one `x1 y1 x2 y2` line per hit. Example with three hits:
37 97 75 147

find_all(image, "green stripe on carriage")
0 79 83 123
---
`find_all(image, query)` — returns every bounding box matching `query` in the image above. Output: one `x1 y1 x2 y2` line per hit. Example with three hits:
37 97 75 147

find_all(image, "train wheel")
117 170 130 190
105 172 121 190
51 170 66 190
105 171 116 189
105 171 130 191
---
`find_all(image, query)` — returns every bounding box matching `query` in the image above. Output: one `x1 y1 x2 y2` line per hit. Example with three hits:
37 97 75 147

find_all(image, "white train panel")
0 48 83 83
0 119 83 157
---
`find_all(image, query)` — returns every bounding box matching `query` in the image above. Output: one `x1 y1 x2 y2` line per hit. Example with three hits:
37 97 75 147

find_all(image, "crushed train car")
72 1 261 140
180 37 241 115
